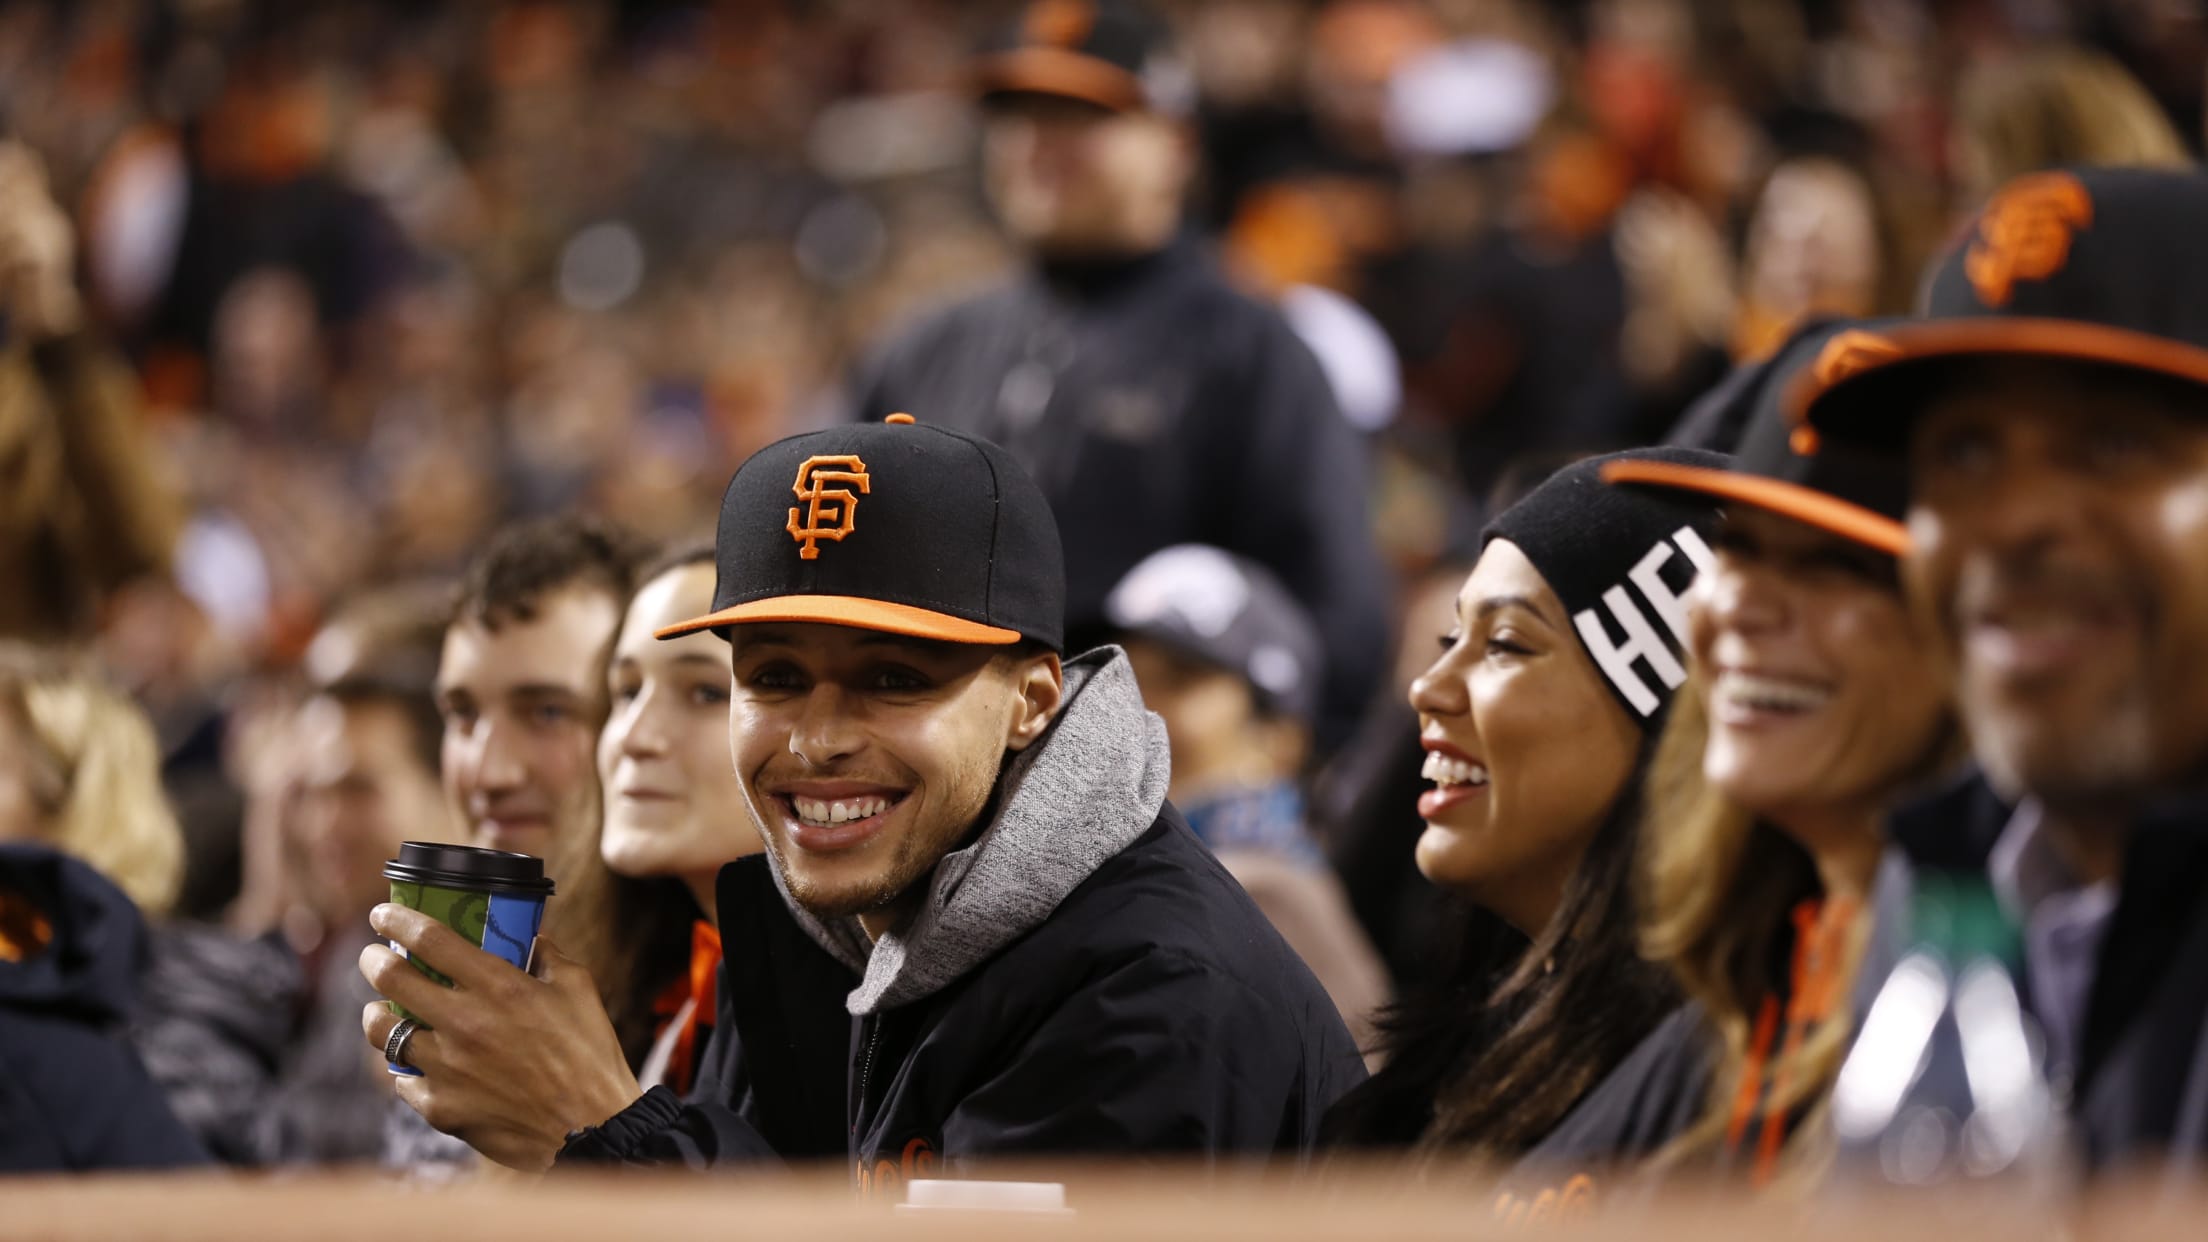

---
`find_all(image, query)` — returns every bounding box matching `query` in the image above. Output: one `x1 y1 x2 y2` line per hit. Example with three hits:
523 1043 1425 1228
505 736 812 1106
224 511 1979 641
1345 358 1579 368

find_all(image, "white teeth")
791 795 892 827
1421 751 1490 788
1713 671 1833 715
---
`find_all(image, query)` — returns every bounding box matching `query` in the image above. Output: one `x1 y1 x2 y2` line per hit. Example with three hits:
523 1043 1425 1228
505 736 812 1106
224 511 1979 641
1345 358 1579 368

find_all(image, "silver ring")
384 1017 422 1068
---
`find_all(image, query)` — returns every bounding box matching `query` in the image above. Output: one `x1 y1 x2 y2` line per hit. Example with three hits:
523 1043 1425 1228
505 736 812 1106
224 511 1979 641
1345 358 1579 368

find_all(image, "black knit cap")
1614 317 1910 557
1482 448 1731 728
656 415 1066 651
1793 166 2208 451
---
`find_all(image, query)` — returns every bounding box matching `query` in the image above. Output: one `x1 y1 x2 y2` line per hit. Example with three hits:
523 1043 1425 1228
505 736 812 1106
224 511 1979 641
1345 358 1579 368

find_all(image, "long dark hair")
1325 741 1678 1156
544 543 718 1070
549 857 697 1068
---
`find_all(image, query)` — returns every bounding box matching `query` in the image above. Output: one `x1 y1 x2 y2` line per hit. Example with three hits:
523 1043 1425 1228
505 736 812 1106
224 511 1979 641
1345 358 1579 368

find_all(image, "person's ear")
1004 652 1065 753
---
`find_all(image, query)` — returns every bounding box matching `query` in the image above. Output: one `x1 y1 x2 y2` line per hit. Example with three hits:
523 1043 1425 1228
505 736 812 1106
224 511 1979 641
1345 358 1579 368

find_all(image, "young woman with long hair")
1323 449 1726 1161
551 546 764 1091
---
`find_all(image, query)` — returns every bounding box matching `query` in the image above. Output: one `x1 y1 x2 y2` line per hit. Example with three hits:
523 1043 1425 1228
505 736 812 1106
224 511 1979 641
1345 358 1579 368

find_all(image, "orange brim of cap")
655 595 1023 645
972 47 1145 112
1788 317 2208 433
1601 459 1909 557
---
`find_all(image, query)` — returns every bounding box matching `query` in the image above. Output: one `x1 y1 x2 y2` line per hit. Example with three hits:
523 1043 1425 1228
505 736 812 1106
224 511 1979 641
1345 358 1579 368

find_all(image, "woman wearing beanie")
1324 446 1726 1167
1503 320 1961 1201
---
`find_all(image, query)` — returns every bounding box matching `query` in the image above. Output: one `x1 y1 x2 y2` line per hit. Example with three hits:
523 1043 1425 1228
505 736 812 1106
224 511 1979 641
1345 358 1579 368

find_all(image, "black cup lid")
383 842 555 896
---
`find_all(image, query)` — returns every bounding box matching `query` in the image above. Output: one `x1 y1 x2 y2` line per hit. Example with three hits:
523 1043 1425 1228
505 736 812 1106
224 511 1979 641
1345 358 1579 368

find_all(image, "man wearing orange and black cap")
1796 166 2208 1169
850 0 1388 753
363 415 1363 1176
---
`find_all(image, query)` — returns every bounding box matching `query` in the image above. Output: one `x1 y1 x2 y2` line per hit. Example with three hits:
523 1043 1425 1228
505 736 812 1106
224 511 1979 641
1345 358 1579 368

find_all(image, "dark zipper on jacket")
852 1015 882 1140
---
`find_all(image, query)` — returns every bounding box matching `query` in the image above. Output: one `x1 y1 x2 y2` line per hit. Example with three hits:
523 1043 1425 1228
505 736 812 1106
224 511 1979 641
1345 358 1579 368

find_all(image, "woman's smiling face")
1690 506 1950 834
1408 539 1642 932
598 563 763 885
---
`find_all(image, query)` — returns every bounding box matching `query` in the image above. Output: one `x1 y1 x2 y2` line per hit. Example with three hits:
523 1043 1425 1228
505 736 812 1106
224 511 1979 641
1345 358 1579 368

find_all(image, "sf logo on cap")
787 455 870 560
1964 171 2092 308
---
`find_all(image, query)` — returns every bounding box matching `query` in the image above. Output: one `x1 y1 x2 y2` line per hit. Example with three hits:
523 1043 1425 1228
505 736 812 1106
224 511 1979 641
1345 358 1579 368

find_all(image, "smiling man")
435 517 644 865
361 416 1362 1179
1797 167 2208 1168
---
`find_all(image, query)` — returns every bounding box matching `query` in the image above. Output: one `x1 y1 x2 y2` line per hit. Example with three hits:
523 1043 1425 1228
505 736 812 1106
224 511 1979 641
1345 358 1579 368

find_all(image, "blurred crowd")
4 0 2200 927
4 0 2200 646
3 0 2208 1184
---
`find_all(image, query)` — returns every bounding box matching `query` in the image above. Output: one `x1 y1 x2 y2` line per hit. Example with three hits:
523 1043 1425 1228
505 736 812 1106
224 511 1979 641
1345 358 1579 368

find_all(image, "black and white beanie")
1481 447 1731 729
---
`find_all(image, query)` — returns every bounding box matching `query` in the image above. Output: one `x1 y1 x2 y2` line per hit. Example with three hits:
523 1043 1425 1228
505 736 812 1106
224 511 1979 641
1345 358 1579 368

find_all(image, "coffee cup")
381 842 555 1076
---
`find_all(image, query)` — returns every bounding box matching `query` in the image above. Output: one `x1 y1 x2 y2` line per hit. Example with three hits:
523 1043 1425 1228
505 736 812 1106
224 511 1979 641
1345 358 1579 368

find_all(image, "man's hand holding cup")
360 844 642 1173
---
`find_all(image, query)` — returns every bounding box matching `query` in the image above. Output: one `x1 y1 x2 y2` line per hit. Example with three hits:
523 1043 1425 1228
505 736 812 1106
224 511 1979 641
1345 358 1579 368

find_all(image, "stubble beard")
773 825 939 923
751 789 984 926
1967 673 2156 817
748 745 1011 927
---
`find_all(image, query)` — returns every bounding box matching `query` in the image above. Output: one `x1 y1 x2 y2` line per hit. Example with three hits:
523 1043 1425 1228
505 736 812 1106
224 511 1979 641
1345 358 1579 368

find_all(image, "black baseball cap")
1608 317 1909 556
1104 545 1325 725
1791 166 2208 451
973 0 1192 117
655 414 1066 651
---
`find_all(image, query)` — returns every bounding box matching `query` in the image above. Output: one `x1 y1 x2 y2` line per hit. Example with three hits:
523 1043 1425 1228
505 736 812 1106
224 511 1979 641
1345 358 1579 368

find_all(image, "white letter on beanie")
1574 587 1688 718
1672 525 1716 573
1630 542 1695 644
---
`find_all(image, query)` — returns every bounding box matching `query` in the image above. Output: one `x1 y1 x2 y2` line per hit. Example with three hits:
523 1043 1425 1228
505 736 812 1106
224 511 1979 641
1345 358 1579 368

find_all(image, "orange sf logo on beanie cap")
787 455 871 560
1964 172 2094 308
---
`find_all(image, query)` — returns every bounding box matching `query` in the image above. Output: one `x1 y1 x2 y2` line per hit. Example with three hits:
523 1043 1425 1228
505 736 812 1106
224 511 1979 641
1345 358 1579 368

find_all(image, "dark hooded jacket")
560 649 1365 1183
0 844 209 1173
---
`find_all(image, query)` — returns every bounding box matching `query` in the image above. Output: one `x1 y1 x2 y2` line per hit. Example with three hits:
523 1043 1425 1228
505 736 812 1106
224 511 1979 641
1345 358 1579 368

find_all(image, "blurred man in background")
136 588 458 1165
265 591 457 1162
851 0 1389 751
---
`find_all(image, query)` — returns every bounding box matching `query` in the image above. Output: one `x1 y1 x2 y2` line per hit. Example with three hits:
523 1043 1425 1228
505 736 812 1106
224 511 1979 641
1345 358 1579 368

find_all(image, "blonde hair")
1638 682 1862 1187
1640 666 1964 1187
1955 47 2192 197
0 644 185 917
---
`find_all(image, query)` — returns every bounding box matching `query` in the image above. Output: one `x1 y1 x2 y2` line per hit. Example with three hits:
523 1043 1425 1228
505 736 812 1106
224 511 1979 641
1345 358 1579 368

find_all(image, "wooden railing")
1 1161 2193 1242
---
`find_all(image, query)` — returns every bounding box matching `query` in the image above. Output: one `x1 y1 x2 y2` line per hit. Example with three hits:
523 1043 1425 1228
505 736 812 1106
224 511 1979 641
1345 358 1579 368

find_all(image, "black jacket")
2072 800 2208 1170
1498 849 1921 1202
561 652 1365 1182
1875 778 2208 1172
1507 1005 1710 1179
0 844 210 1173
849 241 1389 748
